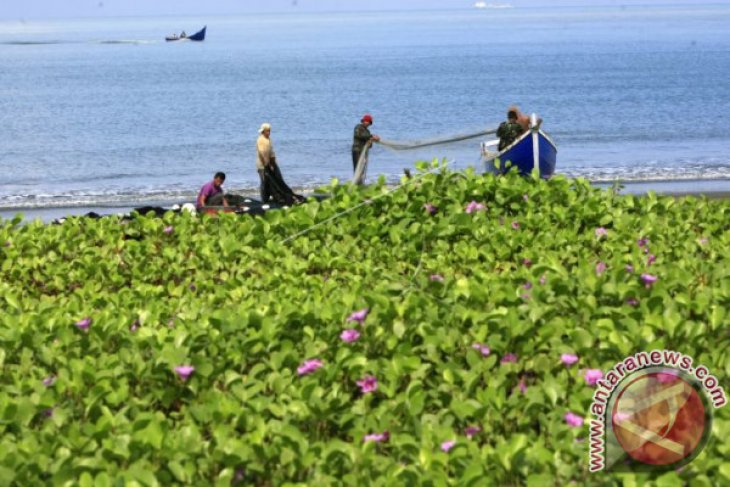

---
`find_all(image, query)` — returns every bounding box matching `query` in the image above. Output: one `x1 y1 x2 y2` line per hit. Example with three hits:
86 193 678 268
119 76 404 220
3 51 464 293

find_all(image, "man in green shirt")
496 109 525 151
352 113 380 173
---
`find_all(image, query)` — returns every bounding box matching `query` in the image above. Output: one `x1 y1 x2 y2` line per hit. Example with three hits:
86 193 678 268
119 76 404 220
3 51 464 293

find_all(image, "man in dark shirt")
352 113 380 173
496 109 525 151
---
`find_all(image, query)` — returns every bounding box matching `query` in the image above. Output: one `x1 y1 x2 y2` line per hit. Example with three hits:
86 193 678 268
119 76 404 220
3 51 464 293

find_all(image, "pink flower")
699 237 709 245
523 281 533 290
517 377 527 394
641 273 658 288
595 262 607 275
43 376 56 387
626 297 640 306
471 343 491 357
613 411 632 424
522 258 532 267
595 227 608 239
174 365 195 381
423 203 438 215
625 264 634 273
564 412 584 428
340 329 360 343
501 353 518 364
363 431 389 443
511 221 520 230
429 274 444 282
297 359 323 376
464 426 481 439
465 201 486 214
356 375 378 394
130 319 140 332
585 369 604 386
647 254 656 266
561 353 579 365
637 237 649 248
539 274 547 285
75 317 91 331
347 308 369 324
163 225 174 235
441 440 456 452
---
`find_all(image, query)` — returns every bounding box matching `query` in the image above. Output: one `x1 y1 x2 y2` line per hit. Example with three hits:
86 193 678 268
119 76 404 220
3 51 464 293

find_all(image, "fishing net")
351 127 499 184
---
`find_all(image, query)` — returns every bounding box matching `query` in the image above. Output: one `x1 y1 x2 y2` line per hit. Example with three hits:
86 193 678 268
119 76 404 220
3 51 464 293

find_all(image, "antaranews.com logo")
588 350 726 472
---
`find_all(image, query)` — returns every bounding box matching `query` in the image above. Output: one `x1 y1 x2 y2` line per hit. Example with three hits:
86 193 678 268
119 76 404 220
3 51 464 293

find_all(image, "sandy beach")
2 178 730 223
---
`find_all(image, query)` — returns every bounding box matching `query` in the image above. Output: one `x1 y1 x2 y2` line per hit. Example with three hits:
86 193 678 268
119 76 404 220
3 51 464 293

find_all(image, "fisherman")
508 105 542 133
255 123 303 205
197 172 229 209
496 109 525 150
352 113 380 173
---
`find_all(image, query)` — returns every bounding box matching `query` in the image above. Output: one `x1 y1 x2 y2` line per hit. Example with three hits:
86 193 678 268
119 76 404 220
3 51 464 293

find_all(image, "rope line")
281 160 452 245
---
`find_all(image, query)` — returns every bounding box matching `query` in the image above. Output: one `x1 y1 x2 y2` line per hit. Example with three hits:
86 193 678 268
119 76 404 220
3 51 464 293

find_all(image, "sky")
0 0 704 21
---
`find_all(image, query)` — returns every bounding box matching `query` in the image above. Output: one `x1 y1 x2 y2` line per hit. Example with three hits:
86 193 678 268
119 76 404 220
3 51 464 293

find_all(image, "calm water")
1 4 730 211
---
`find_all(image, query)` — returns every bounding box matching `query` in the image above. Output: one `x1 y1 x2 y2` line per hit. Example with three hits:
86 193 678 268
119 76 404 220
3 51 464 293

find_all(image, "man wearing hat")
352 113 380 173
256 123 277 202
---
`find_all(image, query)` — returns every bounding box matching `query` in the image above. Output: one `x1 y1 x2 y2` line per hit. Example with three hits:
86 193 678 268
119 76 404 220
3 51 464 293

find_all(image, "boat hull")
484 129 557 178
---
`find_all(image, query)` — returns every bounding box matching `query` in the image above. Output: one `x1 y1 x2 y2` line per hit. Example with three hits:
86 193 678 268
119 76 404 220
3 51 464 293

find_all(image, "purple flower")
517 377 527 394
189 283 197 291
647 254 656 266
595 262 607 275
521 293 531 300
42 407 54 418
641 273 658 288
75 317 92 331
637 237 649 248
501 353 518 364
564 412 584 428
347 308 369 324
465 201 486 214
441 440 456 452
522 258 532 267
523 281 533 290
585 369 604 386
699 237 709 246
163 225 174 235
561 353 579 366
297 359 323 376
626 297 639 307
130 319 140 332
625 264 634 273
43 376 56 387
595 227 608 239
363 431 389 443
423 203 438 215
539 274 547 285
356 375 378 394
511 221 520 230
464 426 481 439
174 365 195 381
429 274 444 282
471 343 491 357
340 329 360 343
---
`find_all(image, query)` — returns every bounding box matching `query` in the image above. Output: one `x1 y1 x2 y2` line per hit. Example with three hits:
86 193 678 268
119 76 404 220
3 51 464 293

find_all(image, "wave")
1 39 157 46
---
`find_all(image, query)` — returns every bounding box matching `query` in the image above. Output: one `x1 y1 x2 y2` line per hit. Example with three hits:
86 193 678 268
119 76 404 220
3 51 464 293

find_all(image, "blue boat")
482 114 557 178
166 26 206 42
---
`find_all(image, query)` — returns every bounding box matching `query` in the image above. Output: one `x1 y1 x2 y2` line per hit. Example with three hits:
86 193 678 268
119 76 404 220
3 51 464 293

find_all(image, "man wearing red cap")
352 113 380 173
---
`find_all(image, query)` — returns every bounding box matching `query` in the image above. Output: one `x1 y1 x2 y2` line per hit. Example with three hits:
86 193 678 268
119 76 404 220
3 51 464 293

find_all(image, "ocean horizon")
1 3 729 216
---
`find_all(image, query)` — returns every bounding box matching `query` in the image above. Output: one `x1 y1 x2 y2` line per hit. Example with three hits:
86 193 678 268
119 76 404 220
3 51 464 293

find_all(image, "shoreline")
2 178 730 223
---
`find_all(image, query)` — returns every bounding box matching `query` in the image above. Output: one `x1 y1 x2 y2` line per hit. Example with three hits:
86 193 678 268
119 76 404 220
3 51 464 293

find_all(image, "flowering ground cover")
1 165 729 485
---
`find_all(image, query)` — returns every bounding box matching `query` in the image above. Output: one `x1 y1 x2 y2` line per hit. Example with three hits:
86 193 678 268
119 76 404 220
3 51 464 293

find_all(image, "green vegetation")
1 165 729 486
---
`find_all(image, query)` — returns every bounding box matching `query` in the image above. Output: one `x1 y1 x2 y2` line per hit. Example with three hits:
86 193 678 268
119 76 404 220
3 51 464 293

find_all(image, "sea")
1 3 730 219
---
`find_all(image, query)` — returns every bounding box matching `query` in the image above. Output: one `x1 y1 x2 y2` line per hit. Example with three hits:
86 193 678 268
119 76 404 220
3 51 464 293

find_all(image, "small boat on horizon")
474 2 513 9
166 26 206 42
481 114 557 178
